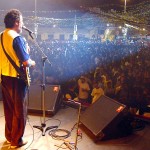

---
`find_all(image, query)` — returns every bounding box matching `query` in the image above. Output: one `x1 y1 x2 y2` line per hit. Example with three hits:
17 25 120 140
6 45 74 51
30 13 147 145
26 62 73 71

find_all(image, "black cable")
71 123 83 144
50 123 82 150
56 142 79 150
25 116 35 150
49 129 71 140
70 123 77 132
71 123 83 141
48 121 81 149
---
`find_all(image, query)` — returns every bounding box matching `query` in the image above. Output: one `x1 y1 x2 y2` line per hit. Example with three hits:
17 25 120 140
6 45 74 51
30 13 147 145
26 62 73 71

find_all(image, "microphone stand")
55 100 81 150
25 32 57 136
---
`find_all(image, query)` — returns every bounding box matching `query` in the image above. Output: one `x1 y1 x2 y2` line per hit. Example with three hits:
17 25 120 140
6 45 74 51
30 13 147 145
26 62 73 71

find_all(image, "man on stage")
0 9 35 149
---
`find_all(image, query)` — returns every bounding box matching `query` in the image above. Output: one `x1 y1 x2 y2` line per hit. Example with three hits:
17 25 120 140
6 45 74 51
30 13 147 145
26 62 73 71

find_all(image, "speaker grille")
80 95 126 136
28 84 61 115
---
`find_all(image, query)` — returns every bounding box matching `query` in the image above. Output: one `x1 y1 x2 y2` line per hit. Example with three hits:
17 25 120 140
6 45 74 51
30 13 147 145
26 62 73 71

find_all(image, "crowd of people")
28 38 150 115
0 8 149 149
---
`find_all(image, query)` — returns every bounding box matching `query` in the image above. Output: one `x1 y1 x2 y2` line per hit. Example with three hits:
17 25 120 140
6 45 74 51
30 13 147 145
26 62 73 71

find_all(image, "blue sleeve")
13 36 30 62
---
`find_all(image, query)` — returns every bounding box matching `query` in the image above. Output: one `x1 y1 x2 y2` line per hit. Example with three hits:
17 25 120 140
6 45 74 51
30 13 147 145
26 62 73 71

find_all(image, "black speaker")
80 95 130 141
28 84 62 116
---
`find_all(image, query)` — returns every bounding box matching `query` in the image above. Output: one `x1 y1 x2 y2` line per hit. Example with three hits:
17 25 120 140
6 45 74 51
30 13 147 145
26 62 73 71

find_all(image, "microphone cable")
25 116 35 150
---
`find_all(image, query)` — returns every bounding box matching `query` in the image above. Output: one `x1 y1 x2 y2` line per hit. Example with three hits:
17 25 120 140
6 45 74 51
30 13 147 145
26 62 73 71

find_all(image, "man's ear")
15 21 19 27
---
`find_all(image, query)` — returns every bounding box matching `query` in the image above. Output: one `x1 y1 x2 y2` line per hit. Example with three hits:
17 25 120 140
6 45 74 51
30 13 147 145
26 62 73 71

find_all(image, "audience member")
91 80 104 103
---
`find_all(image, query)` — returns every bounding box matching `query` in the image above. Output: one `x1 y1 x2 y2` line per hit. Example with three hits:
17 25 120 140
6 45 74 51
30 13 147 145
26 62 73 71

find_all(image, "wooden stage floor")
0 101 150 150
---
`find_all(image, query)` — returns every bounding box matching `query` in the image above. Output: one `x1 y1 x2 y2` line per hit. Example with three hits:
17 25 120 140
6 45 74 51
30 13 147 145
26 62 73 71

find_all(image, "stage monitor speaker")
80 95 130 141
28 84 62 116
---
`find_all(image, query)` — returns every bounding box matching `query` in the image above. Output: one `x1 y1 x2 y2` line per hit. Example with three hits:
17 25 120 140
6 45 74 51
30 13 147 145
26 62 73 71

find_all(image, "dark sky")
0 0 146 11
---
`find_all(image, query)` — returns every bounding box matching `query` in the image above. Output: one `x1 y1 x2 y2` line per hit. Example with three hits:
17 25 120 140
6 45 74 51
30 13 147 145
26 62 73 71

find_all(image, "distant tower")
73 15 78 41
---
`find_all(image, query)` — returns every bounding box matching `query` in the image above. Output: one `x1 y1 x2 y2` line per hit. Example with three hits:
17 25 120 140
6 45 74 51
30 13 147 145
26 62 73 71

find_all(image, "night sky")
0 0 147 11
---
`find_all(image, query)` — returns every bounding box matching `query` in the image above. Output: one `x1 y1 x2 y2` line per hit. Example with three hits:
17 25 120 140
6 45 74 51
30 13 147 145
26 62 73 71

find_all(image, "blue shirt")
13 36 30 62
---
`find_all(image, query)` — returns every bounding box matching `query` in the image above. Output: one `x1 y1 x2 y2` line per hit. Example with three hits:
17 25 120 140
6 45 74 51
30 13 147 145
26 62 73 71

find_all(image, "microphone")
22 26 34 34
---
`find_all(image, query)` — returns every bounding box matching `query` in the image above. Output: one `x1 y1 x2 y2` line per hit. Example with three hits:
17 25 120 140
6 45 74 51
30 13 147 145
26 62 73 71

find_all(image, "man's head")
80 76 86 83
4 9 23 33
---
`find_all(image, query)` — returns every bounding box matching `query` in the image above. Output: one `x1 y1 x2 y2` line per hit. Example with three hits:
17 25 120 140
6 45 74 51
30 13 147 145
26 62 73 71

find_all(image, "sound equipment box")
80 95 131 141
27 84 62 116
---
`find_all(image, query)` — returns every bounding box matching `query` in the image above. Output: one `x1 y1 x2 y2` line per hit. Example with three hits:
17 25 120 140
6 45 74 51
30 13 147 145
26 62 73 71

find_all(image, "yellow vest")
0 29 20 77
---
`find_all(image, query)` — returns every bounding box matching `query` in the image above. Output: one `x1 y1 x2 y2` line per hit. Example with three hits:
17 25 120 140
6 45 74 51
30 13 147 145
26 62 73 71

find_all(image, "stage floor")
0 101 150 150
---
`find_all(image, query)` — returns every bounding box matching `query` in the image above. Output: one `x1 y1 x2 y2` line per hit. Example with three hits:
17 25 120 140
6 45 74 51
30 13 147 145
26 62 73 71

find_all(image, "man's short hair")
4 9 22 28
